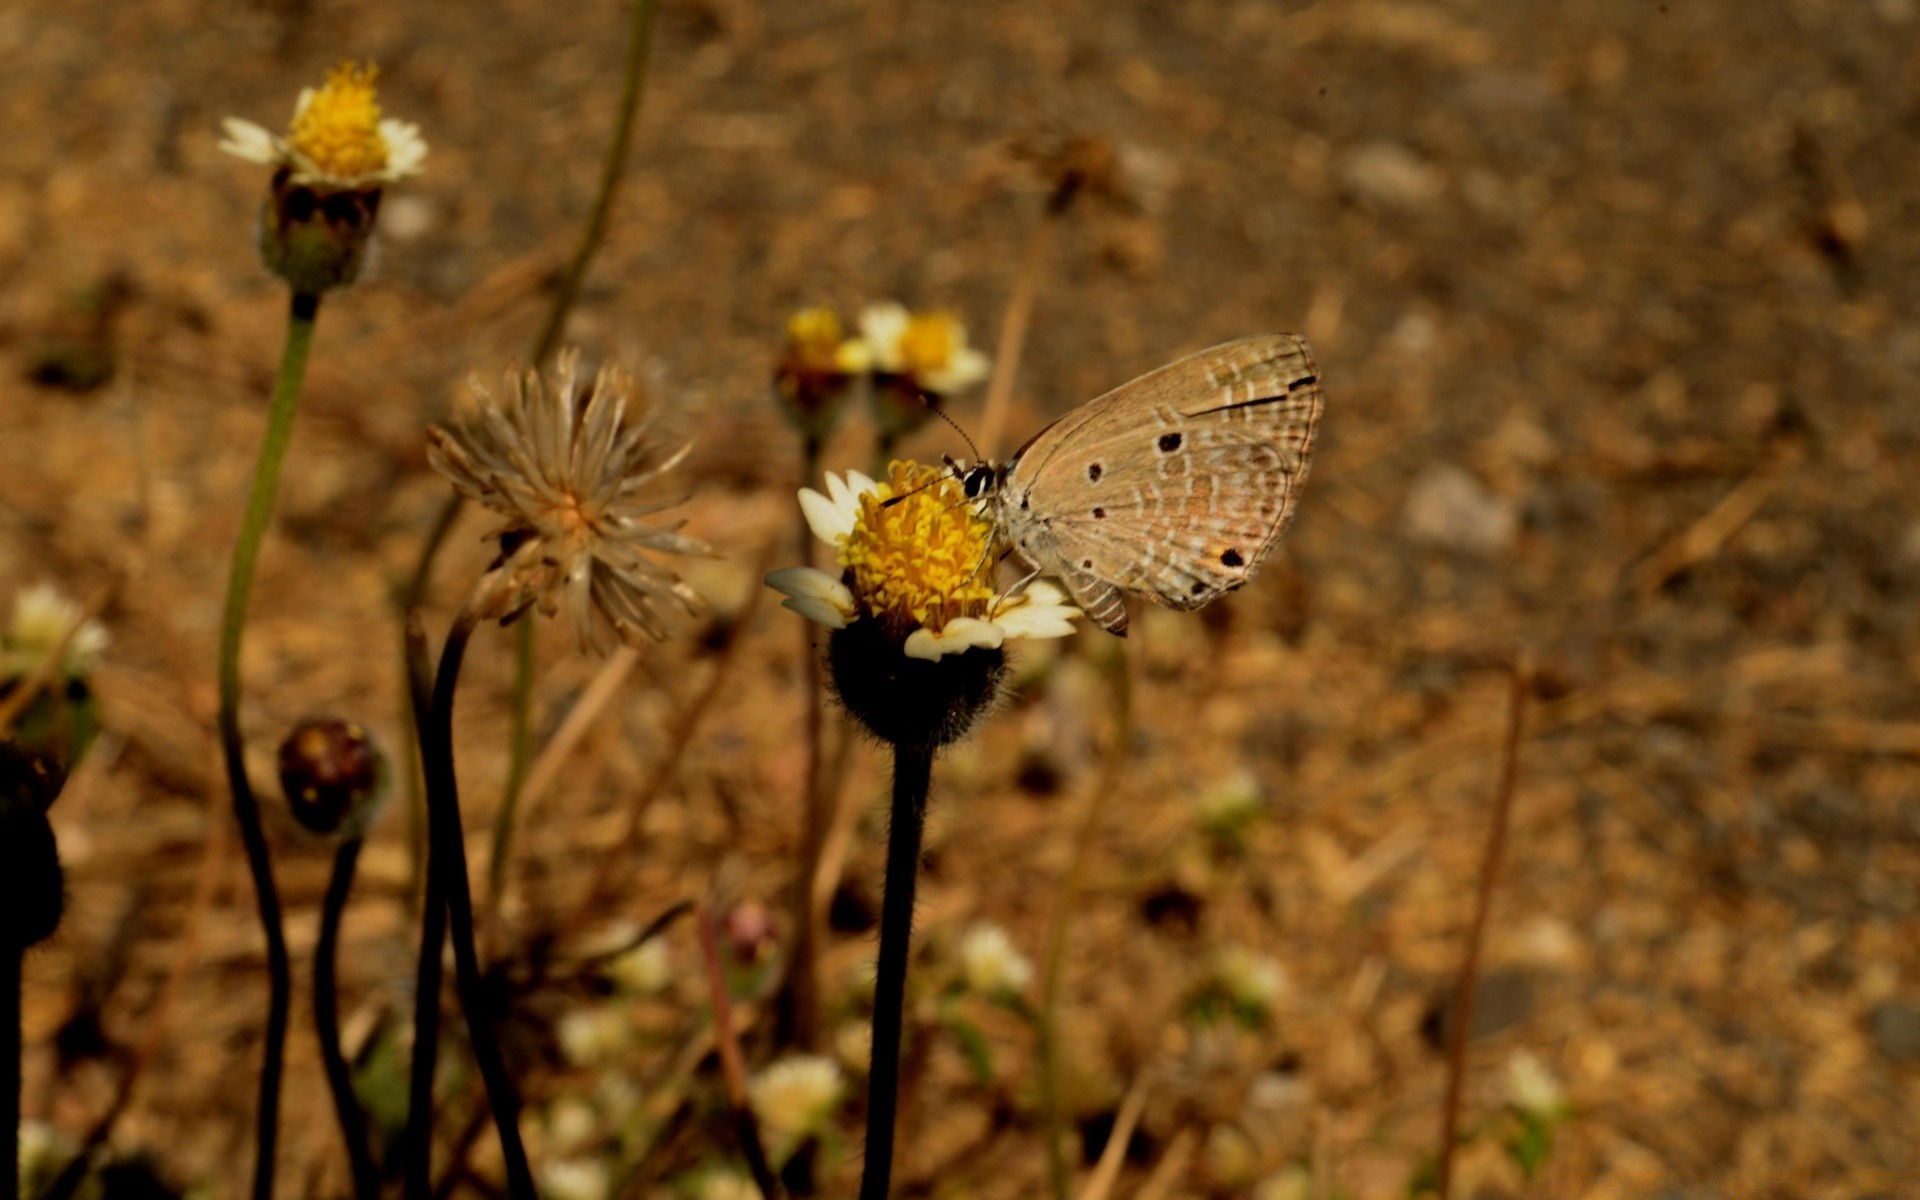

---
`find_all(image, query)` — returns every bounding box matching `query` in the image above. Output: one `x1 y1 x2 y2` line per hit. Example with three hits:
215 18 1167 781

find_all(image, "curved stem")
860 740 933 1200
216 289 320 1200
488 618 537 911
402 613 445 1200
420 598 536 1200
4 947 20 1200
316 837 381 1200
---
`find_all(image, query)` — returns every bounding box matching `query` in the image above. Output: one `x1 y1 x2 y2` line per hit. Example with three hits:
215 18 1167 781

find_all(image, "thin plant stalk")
414 595 536 1200
216 288 322 1200
976 171 1083 459
1038 638 1130 1200
696 906 784 1199
402 0 666 915
859 741 934 1200
786 432 828 1048
4 946 19 1200
1436 663 1530 1200
401 613 446 1200
316 836 380 1200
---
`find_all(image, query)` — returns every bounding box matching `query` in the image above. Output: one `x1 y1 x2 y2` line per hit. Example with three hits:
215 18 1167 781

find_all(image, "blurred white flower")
958 923 1034 998
1505 1050 1567 1119
695 1171 765 1200
219 62 426 189
557 1005 630 1065
1193 768 1265 835
5 582 107 678
1216 945 1288 1015
1252 1165 1313 1200
606 937 672 996
858 302 990 396
544 1096 598 1155
833 1020 873 1076
749 1055 845 1153
539 1158 609 1200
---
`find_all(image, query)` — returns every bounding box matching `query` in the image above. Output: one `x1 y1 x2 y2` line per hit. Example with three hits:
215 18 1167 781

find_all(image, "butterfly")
958 334 1322 636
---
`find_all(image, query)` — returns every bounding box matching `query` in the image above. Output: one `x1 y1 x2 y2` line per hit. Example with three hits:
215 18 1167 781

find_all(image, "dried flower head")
220 62 426 190
428 350 708 650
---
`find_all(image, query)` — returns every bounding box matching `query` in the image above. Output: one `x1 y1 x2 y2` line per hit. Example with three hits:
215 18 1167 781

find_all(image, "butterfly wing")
1005 334 1322 618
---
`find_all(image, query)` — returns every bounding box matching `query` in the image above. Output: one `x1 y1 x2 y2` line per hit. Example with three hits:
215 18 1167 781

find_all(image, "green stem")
316 837 380 1200
529 0 661 368
216 289 320 1200
859 740 934 1200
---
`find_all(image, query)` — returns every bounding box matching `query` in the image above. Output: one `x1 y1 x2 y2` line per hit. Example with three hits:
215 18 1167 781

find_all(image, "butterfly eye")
964 466 994 499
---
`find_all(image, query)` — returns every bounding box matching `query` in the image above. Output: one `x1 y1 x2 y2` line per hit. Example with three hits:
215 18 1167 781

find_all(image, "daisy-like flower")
1215 945 1288 1016
858 302 990 396
764 461 1080 662
774 306 872 443
3 583 107 679
220 62 425 293
220 62 426 189
748 1055 845 1158
958 922 1035 998
427 350 709 651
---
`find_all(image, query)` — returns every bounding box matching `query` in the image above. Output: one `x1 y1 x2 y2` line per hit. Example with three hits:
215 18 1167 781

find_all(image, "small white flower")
220 63 426 189
543 1096 598 1155
605 937 672 996
749 1055 845 1152
858 302 991 395
1505 1050 1567 1119
695 1171 765 1200
833 1020 873 1075
5 582 107 678
1216 945 1287 1014
958 923 1034 997
1194 768 1265 833
539 1158 610 1200
766 466 1082 662
557 1006 630 1065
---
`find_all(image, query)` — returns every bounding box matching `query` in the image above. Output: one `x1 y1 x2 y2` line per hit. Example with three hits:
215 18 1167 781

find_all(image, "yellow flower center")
786 307 844 367
287 62 390 181
899 312 962 373
840 461 995 633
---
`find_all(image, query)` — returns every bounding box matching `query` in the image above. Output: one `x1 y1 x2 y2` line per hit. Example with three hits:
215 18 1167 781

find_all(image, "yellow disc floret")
899 312 962 373
840 461 995 633
287 63 390 182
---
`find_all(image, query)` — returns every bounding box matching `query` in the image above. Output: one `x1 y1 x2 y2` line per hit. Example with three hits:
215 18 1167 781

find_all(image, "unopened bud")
278 717 386 836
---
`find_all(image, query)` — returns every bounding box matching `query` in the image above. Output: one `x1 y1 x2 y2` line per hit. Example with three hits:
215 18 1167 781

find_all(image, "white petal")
857 302 910 372
903 617 1005 661
994 600 1082 642
844 468 878 497
798 487 855 546
764 567 854 629
379 119 429 178
822 470 856 510
217 118 282 165
922 345 991 395
1019 579 1070 608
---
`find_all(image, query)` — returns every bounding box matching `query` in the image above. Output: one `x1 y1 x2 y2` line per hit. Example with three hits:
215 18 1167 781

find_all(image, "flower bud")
827 617 1004 749
277 717 386 836
258 171 383 295
1 742 66 949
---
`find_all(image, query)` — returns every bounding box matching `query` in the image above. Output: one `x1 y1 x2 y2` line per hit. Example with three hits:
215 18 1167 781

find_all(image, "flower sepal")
258 169 384 295
828 617 1005 749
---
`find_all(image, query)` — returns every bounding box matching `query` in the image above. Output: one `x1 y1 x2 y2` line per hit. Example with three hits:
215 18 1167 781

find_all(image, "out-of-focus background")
3 0 1918 1196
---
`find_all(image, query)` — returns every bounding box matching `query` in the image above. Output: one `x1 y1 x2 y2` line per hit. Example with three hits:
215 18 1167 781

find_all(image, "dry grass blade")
1627 454 1794 594
1130 1128 1195 1200
508 646 640 841
1076 1068 1151 1200
695 904 784 1198
1435 661 1530 1200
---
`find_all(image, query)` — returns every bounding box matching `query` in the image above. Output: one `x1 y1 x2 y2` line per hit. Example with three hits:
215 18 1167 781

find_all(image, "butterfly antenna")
927 403 984 468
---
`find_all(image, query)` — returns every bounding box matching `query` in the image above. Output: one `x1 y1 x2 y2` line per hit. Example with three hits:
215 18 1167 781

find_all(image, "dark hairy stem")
402 612 446 1200
316 837 380 1200
1436 664 1530 1200
859 741 934 1200
217 288 321 1200
420 601 536 1200
4 948 19 1200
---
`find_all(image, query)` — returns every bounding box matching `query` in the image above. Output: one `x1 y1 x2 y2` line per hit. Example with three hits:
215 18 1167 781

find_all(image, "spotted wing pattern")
1001 334 1322 635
